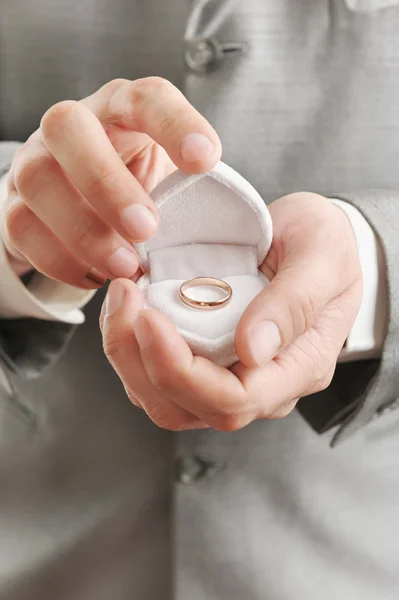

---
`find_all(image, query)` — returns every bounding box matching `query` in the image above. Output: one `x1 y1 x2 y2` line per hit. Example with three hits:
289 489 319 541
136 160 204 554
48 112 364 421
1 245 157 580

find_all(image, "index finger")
40 78 221 244
41 100 158 243
84 77 222 173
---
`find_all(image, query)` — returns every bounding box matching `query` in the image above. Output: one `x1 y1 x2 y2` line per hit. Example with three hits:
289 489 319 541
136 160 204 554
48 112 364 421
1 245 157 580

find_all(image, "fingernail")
134 312 152 350
120 204 157 240
180 133 215 162
107 247 139 278
247 321 281 366
84 267 107 288
106 280 126 315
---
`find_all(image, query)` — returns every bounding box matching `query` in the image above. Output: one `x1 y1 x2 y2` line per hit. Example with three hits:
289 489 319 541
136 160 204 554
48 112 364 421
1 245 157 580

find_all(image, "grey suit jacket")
1 1 399 599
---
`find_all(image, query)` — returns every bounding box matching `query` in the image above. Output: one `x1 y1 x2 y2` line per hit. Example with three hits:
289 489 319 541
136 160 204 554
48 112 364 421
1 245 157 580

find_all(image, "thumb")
235 248 346 368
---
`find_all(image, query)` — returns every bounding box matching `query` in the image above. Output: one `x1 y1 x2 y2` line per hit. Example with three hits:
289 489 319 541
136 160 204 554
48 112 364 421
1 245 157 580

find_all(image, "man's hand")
0 78 221 286
100 192 363 430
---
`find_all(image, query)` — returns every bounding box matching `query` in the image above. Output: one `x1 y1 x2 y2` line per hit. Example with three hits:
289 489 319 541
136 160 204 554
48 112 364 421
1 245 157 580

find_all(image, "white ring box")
136 161 273 367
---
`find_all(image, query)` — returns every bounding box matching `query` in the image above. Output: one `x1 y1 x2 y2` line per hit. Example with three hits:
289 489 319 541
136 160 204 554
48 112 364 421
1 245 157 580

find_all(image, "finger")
267 398 299 420
236 208 360 368
99 292 107 333
99 270 143 334
232 343 328 419
100 293 142 409
133 309 255 431
84 77 222 173
41 101 158 243
6 198 106 289
102 280 206 431
13 141 140 280
233 287 358 416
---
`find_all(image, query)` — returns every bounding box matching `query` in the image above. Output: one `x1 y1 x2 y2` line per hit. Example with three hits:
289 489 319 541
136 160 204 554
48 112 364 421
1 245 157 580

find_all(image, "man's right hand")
0 77 221 287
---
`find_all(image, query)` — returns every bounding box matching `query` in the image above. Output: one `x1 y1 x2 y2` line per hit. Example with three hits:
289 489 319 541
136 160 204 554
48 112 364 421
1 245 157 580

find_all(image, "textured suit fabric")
1 1 399 598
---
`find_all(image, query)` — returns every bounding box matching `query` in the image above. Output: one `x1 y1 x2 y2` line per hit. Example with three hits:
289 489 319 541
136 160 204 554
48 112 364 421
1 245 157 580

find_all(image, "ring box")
136 162 273 367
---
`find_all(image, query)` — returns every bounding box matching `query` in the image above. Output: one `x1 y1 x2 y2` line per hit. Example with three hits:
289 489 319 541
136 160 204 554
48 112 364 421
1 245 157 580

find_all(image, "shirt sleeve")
0 173 95 324
332 199 388 362
298 190 396 446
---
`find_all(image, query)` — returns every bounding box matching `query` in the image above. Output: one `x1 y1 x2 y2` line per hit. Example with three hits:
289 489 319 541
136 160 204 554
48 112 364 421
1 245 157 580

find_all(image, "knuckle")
206 412 252 432
6 171 16 194
287 288 317 341
5 202 34 244
102 331 123 362
7 147 25 192
268 399 298 420
124 387 142 408
149 367 176 394
156 421 187 432
312 366 335 394
268 408 288 420
99 308 106 334
157 107 191 139
104 78 130 95
146 403 176 431
128 77 174 118
102 323 135 365
300 350 335 396
11 144 25 165
85 166 121 196
43 251 73 281
108 76 177 128
132 76 172 99
69 216 107 252
41 100 80 138
14 152 55 197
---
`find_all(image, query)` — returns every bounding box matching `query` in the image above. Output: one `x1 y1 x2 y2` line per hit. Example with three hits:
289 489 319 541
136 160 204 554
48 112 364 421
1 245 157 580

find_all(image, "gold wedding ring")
179 277 232 310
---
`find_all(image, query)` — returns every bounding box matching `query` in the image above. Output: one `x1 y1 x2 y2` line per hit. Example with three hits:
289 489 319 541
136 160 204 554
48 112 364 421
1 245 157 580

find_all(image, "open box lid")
136 161 273 270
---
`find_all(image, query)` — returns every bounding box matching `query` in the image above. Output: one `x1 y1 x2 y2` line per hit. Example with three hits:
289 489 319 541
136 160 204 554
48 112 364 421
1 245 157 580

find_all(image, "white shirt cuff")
0 173 95 324
332 199 388 361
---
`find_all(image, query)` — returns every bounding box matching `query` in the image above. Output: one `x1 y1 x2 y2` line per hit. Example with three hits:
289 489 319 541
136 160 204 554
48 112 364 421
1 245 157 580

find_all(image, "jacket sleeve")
0 141 94 380
298 190 399 446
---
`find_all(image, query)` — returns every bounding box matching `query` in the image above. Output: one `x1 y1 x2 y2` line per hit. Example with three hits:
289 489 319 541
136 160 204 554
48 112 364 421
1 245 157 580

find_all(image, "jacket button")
184 37 223 73
184 37 248 73
175 454 225 484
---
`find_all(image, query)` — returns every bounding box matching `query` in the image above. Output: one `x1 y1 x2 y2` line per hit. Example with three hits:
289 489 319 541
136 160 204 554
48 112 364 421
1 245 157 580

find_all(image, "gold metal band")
179 277 232 310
